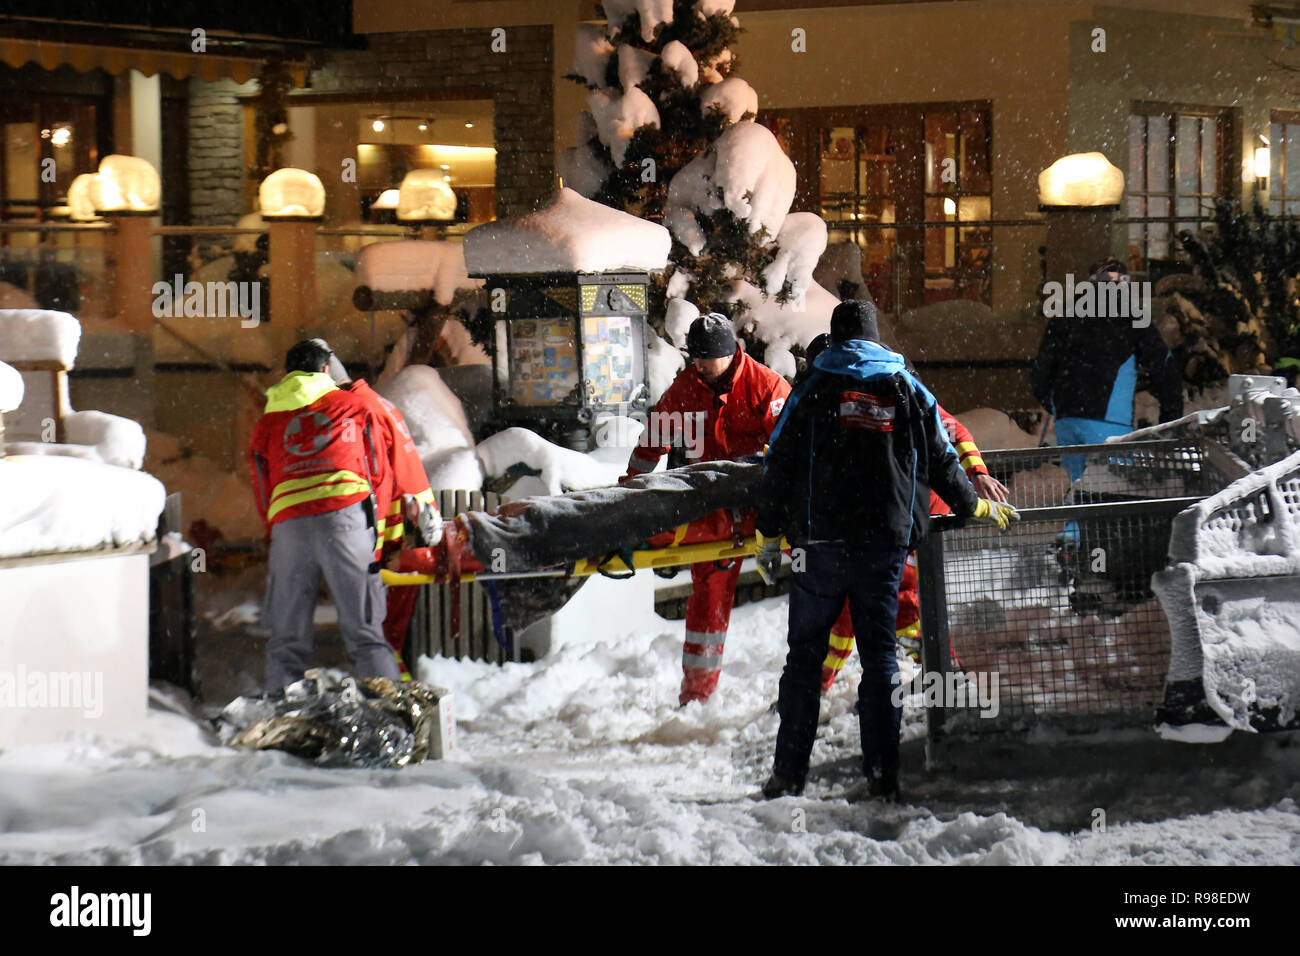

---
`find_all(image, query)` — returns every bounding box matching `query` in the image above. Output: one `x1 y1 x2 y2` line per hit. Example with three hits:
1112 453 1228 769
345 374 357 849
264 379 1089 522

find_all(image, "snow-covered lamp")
259 167 325 221
397 169 458 224
1038 152 1124 208
371 188 400 211
90 155 160 215
67 173 101 222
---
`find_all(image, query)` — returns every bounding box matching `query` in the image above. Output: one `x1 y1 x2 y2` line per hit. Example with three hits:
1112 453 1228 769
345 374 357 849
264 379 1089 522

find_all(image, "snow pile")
588 87 661 165
729 279 838 376
476 427 623 495
62 410 147 470
762 213 828 301
953 407 1043 451
464 188 670 276
558 113 614 198
603 0 674 42
699 76 757 124
353 240 481 306
572 24 615 87
0 309 81 368
0 360 22 412
664 297 699 348
892 300 1039 362
813 242 867 301
0 594 1297 863
379 365 483 491
660 40 698 86
618 45 657 90
665 122 796 255
0 456 164 558
647 333 686 404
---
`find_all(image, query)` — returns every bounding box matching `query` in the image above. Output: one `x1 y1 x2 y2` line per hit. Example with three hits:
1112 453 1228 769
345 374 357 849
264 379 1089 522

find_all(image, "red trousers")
821 553 920 691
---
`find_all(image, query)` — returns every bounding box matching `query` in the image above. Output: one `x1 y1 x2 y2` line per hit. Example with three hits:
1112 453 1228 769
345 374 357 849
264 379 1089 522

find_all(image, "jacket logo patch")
769 397 785 417
284 411 333 456
839 391 894 431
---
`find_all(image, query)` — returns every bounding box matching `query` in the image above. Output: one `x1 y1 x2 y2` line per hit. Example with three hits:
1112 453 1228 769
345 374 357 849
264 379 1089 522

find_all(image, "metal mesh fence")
918 439 1234 734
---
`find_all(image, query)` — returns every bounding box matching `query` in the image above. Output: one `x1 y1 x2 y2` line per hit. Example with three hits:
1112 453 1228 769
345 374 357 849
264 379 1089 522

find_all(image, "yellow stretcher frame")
380 534 788 586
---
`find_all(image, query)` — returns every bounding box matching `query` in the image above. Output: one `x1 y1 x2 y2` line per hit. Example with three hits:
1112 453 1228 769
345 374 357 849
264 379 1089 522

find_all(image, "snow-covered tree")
560 0 833 366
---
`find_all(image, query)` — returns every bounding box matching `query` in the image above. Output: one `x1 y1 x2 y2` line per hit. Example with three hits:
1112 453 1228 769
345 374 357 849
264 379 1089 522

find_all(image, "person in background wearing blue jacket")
754 301 1018 801
1031 256 1183 479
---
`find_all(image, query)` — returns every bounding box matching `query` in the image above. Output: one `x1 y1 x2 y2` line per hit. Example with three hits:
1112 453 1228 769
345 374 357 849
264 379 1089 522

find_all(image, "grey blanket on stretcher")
462 459 761 573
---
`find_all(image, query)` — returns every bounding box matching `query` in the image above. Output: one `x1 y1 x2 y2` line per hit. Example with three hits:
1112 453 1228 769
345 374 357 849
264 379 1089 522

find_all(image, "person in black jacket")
755 301 1017 800
1031 256 1183 478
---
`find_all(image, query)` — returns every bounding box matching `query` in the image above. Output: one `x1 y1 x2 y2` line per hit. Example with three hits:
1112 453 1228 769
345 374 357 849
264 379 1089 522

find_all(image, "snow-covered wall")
0 550 150 747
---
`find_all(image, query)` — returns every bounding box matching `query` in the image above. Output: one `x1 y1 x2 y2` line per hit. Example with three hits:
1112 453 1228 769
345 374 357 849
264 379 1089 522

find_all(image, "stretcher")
381 508 778 585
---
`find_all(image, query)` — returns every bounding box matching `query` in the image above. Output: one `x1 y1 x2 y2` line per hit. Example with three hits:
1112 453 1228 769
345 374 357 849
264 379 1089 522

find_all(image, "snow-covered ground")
1 595 1297 865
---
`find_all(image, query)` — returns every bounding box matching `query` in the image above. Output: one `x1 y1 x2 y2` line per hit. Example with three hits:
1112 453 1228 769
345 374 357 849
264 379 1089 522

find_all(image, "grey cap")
310 337 351 385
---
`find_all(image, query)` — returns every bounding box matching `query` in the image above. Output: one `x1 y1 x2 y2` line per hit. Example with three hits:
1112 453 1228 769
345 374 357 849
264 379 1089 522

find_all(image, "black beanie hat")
686 312 738 359
830 300 880 344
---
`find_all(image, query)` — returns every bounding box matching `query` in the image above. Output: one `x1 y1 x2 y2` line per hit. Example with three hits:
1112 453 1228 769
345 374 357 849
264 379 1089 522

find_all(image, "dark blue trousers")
773 541 909 782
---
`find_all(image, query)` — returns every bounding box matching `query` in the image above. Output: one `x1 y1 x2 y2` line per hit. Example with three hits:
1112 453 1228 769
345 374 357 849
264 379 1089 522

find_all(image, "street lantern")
66 173 101 221
397 168 457 225
1037 152 1124 208
90 155 160 214
259 167 325 220
475 271 653 449
464 187 669 449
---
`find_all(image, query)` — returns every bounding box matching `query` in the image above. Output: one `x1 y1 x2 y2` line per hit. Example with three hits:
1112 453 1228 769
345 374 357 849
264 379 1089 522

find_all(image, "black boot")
761 773 806 799
867 770 900 802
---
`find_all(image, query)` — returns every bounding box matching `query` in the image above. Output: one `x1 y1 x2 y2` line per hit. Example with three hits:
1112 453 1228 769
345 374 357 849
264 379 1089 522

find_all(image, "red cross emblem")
284 411 333 456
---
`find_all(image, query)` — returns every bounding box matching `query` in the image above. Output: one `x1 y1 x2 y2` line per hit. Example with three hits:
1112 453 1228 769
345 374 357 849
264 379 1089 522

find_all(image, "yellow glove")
972 498 1019 531
755 530 782 585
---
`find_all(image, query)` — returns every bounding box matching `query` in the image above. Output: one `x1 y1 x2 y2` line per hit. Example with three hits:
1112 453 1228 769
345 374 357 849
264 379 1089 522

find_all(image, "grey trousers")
264 502 401 690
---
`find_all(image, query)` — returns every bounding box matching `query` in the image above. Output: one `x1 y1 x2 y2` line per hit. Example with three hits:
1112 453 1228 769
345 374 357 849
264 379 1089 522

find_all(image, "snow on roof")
700 77 757 125
0 360 22 413
0 309 81 369
463 188 671 276
665 121 796 255
0 455 164 559
603 0 675 42
354 240 483 306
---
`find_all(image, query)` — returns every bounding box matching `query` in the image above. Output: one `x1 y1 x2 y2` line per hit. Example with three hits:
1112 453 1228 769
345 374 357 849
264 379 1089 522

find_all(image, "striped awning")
0 37 307 84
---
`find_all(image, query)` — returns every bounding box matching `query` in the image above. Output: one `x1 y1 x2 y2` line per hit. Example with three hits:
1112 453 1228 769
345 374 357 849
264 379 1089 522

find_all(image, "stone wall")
306 26 555 219
187 77 254 226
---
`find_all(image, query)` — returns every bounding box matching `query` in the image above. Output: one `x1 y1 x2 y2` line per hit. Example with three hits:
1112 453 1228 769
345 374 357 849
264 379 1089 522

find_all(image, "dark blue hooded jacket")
757 339 979 549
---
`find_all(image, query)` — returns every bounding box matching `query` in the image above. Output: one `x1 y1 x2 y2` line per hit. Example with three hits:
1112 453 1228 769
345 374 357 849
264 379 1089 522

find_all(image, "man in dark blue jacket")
755 301 1017 800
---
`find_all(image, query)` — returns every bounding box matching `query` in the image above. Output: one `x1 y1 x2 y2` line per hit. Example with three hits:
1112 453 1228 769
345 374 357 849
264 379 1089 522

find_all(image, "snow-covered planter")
0 456 165 747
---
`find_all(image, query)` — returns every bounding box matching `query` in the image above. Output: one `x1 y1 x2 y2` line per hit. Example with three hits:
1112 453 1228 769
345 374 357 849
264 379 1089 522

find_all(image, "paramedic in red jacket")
249 339 402 690
625 313 791 705
315 345 442 677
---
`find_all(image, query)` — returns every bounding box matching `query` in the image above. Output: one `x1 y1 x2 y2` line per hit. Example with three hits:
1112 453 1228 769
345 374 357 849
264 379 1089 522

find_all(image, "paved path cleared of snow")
0 597 1297 865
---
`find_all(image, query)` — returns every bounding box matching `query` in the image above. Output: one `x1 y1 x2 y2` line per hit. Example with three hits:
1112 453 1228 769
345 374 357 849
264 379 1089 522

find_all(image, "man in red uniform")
249 339 402 690
625 313 791 705
314 341 443 678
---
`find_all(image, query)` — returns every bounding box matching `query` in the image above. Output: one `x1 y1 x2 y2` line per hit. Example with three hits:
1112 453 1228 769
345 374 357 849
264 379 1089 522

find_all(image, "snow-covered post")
260 168 324 335
1038 152 1124 289
90 155 160 335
